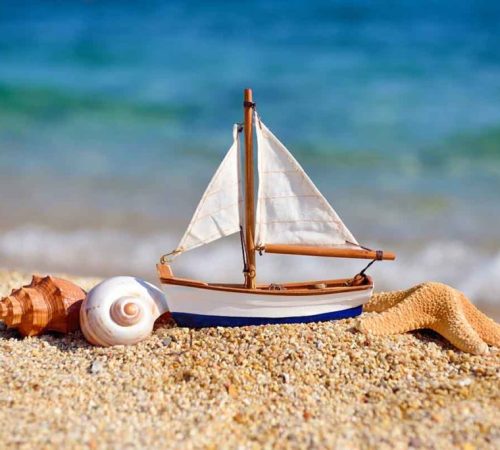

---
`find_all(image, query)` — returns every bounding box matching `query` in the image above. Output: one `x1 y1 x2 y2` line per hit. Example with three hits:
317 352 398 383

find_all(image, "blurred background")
0 1 499 317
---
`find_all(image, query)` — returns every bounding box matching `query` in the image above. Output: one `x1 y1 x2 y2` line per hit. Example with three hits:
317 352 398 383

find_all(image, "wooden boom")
261 244 396 261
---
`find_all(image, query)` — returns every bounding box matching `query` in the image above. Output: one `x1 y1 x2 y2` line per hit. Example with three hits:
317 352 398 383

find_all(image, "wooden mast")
243 88 256 289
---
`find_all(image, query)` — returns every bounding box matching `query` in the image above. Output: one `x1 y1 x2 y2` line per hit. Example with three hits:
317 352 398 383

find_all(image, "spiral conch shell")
0 275 85 336
80 276 169 346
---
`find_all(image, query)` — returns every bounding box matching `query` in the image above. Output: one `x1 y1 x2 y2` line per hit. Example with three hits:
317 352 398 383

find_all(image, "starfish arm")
363 284 423 313
432 309 489 355
408 283 489 354
358 285 435 335
459 293 500 348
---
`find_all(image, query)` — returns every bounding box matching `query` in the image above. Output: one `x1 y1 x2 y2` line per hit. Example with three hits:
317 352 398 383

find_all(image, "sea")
0 1 499 316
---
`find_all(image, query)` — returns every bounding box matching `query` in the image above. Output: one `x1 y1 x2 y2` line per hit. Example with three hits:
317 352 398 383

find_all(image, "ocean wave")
0 225 498 315
2 79 500 180
0 82 191 123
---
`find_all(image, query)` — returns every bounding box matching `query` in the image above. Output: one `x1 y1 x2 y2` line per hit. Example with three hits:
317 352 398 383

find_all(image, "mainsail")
173 125 242 256
255 115 358 248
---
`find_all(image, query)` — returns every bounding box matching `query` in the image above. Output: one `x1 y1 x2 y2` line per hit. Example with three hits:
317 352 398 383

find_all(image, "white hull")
162 282 373 327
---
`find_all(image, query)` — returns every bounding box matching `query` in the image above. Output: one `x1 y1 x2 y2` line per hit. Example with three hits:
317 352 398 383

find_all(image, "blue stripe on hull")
171 305 362 328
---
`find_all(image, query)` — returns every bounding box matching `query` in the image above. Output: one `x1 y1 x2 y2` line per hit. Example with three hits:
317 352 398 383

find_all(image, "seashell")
0 275 86 337
80 276 169 347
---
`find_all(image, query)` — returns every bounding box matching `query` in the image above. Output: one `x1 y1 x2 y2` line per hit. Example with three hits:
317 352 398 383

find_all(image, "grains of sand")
0 270 498 449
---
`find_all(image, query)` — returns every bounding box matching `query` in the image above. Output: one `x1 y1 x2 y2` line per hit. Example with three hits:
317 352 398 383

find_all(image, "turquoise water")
0 1 499 312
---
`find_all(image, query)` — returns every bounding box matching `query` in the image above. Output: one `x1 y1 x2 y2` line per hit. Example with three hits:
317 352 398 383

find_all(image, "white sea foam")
0 225 498 315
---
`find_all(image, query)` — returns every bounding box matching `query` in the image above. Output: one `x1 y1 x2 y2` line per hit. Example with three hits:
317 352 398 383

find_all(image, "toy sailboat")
157 89 395 328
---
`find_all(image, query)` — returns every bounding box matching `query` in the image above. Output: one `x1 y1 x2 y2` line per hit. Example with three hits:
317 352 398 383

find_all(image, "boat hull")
161 282 372 328
171 306 363 328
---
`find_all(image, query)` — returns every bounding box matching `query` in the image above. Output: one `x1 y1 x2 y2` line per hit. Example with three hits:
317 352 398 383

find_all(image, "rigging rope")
239 225 249 274
344 241 384 285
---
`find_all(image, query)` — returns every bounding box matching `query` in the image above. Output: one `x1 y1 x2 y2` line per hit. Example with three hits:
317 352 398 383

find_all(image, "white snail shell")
80 276 169 347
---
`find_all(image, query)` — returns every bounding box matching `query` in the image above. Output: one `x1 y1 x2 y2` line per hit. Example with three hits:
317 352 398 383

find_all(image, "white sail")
255 116 358 247
174 125 242 255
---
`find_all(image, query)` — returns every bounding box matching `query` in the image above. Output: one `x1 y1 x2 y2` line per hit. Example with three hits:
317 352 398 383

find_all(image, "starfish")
357 282 500 355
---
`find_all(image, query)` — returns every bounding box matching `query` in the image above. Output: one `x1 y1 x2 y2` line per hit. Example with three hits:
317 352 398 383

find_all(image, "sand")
0 270 498 449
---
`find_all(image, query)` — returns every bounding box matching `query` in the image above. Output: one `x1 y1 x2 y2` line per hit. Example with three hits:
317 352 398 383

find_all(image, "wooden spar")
262 244 396 261
244 88 256 288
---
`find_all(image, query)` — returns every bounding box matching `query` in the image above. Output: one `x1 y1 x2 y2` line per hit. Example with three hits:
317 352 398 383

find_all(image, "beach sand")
0 270 498 449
